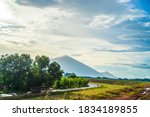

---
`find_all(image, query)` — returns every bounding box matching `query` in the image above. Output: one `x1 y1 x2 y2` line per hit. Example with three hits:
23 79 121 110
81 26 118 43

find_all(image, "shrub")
54 77 89 89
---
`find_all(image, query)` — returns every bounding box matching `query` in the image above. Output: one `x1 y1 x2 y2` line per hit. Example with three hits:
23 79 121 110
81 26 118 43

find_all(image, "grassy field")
68 84 130 100
1 78 150 100
26 79 150 100
27 83 128 100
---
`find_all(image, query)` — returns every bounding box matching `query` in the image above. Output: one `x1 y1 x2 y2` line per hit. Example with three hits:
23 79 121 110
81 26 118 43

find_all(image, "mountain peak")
52 55 103 77
60 55 70 58
52 55 115 78
100 71 116 78
55 55 73 59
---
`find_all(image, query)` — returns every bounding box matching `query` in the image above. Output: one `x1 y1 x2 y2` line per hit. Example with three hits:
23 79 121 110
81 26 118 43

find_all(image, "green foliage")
0 53 64 93
54 77 89 89
48 62 64 82
34 55 50 70
0 53 33 92
0 73 3 84
53 80 61 89
27 55 50 89
65 73 77 78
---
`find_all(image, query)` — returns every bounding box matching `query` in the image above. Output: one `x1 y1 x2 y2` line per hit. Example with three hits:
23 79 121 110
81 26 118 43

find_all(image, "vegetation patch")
69 84 130 100
53 77 89 89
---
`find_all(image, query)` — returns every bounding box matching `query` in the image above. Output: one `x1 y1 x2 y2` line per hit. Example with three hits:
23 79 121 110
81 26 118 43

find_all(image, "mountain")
52 55 115 78
101 71 116 78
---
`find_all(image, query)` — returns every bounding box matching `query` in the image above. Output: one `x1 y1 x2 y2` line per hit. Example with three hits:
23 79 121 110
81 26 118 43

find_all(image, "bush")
54 77 89 89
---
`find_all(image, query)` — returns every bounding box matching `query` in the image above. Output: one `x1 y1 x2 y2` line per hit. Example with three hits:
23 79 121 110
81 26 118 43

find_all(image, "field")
25 78 150 100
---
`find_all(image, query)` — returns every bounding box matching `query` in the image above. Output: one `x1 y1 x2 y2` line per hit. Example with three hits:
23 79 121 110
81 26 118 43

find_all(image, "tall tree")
0 53 33 91
30 55 50 88
48 62 64 83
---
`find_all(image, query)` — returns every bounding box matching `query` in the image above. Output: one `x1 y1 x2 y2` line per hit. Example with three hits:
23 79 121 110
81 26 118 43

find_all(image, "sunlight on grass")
69 84 130 100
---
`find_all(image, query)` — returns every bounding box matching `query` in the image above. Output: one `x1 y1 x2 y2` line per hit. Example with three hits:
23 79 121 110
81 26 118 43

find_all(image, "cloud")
118 0 131 3
0 22 25 31
132 64 150 69
89 8 146 29
71 53 82 57
0 0 150 78
119 33 150 40
120 63 150 69
89 15 116 29
15 0 57 7
93 46 150 52
124 22 150 31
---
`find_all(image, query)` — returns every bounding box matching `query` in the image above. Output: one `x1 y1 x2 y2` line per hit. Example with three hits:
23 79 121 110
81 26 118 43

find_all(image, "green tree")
68 73 77 78
34 55 50 70
48 62 63 83
0 54 65 92
29 55 50 89
54 77 89 89
0 53 33 91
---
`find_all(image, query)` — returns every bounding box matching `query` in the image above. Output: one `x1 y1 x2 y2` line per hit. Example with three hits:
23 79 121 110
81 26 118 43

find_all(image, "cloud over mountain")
0 0 150 78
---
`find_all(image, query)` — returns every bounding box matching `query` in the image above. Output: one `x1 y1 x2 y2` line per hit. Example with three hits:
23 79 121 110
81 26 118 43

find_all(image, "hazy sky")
0 0 150 78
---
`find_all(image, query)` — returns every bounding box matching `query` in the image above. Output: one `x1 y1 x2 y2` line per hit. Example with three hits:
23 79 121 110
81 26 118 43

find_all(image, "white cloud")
0 0 150 78
118 0 131 3
0 0 14 21
89 15 115 29
0 0 88 46
144 22 150 27
89 8 146 29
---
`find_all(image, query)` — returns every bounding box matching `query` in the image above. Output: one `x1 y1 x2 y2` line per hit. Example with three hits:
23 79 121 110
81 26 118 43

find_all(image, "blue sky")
0 0 150 78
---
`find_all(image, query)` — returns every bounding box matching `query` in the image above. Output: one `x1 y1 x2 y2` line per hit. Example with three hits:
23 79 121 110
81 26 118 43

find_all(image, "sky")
0 0 150 78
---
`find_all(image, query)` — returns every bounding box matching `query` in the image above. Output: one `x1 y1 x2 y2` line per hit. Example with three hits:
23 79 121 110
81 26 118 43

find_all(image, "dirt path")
52 83 100 93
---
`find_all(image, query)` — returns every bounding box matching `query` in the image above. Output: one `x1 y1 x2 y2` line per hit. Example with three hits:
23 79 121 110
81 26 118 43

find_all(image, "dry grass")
23 81 150 100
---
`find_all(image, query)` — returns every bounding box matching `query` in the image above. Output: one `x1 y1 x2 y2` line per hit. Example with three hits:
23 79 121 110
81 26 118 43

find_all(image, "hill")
52 55 115 78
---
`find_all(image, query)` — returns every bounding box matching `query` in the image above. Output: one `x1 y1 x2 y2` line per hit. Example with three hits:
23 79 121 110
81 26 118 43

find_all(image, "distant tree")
54 77 89 89
65 73 77 78
68 73 77 78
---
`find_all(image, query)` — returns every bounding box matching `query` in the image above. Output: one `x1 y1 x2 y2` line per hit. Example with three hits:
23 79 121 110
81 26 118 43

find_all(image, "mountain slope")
101 71 116 78
52 55 115 78
52 55 103 77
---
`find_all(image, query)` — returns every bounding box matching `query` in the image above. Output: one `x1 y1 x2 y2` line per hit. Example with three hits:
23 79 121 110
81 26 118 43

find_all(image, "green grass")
27 83 131 100
2 79 150 100
27 81 150 100
69 84 130 100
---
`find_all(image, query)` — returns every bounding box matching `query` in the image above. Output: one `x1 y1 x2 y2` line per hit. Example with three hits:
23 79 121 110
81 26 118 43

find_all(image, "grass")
27 83 131 100
2 79 150 100
69 84 130 100
27 80 150 100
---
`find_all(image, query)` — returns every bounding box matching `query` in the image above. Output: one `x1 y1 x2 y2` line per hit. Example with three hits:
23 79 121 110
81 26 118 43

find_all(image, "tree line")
0 53 89 93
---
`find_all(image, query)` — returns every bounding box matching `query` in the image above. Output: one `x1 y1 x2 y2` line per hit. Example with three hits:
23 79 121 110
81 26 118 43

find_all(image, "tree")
53 80 61 89
48 62 64 83
28 55 50 89
0 54 64 92
68 73 77 78
34 55 50 70
0 53 33 91
54 77 89 89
